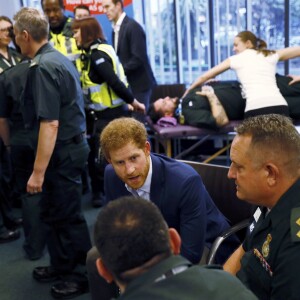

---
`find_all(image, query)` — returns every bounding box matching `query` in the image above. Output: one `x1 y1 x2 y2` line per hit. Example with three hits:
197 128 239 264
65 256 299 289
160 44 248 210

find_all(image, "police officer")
72 17 145 207
0 59 47 259
13 8 91 299
41 0 81 73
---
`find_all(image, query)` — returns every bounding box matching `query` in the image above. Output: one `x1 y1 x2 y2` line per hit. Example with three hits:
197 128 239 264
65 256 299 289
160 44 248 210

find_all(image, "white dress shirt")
113 12 126 52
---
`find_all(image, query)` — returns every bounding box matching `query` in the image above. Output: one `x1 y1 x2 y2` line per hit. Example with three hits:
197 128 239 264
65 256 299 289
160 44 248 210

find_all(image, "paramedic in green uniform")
224 114 300 300
0 59 46 259
13 7 91 299
93 196 257 300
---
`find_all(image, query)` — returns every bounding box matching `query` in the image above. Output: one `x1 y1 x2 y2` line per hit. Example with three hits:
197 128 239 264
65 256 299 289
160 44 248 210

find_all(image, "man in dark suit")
86 117 240 300
102 0 156 121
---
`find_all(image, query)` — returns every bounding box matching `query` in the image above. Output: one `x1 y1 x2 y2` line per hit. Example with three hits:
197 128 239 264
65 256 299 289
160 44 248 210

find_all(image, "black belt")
56 132 85 145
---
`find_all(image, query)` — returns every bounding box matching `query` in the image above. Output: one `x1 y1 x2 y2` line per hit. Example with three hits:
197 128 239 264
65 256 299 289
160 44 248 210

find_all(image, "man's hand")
196 85 215 96
26 120 58 194
196 85 229 127
132 99 146 114
27 170 44 194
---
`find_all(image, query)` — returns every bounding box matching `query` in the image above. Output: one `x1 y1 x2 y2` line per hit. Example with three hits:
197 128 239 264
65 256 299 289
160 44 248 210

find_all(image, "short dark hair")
147 103 163 123
112 0 124 9
74 5 90 15
41 0 64 9
74 4 89 12
94 196 171 284
236 114 300 175
71 17 105 45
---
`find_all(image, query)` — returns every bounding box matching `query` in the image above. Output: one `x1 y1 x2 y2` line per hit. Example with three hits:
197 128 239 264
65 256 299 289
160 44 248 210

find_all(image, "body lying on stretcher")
148 74 300 129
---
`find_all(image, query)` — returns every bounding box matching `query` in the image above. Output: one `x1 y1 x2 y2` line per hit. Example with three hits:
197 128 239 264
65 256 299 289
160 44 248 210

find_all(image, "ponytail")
236 31 275 57
256 38 275 56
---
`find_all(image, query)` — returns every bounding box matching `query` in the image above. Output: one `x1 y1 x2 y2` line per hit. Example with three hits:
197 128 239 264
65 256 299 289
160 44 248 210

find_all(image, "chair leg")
203 144 231 164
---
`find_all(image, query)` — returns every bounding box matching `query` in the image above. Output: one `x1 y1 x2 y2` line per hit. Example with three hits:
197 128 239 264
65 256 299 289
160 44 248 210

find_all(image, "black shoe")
51 281 89 299
6 217 23 230
92 192 105 208
0 229 20 244
33 266 61 283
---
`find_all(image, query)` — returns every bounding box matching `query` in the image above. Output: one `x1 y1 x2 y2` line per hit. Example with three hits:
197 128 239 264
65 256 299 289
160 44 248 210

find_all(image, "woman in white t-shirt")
184 31 300 117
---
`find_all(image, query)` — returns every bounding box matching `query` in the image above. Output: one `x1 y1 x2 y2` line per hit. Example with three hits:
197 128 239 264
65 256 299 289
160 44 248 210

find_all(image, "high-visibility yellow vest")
81 43 128 111
49 18 82 73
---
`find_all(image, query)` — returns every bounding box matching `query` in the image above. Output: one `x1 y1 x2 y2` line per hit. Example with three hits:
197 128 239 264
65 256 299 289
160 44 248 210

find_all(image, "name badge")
253 207 262 222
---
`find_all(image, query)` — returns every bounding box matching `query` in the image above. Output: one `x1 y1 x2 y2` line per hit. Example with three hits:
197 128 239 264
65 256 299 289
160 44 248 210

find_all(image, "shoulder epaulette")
30 54 41 67
290 207 300 242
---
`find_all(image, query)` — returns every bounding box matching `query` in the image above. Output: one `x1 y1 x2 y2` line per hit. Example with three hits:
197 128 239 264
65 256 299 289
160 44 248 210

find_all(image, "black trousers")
41 138 92 281
10 144 46 259
0 140 17 233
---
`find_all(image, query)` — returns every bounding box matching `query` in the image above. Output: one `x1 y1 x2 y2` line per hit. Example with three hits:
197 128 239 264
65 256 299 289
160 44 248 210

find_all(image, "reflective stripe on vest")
49 18 82 73
81 43 128 110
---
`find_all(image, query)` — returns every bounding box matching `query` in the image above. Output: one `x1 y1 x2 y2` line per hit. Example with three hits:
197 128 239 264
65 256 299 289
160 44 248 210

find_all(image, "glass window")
289 0 300 75
23 0 41 8
145 0 177 84
138 0 211 85
134 0 177 84
213 0 246 80
251 0 285 74
136 0 298 84
178 0 210 85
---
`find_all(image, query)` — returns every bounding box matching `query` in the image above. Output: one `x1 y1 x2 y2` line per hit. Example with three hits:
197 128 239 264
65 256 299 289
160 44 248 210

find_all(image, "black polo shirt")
22 43 86 142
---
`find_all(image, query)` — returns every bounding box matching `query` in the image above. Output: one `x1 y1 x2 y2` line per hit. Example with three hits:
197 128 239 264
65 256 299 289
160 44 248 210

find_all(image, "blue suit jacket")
104 153 238 264
113 15 156 93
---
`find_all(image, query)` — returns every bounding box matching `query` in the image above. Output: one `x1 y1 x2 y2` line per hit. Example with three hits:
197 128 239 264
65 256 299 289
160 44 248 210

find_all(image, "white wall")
0 0 22 20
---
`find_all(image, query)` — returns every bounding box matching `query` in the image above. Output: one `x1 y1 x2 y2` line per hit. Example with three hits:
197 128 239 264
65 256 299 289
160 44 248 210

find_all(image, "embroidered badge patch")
262 234 272 258
291 207 300 242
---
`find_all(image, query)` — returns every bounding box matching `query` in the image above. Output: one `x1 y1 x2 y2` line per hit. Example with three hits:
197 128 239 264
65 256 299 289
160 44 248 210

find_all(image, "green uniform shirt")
117 255 257 300
238 179 300 299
